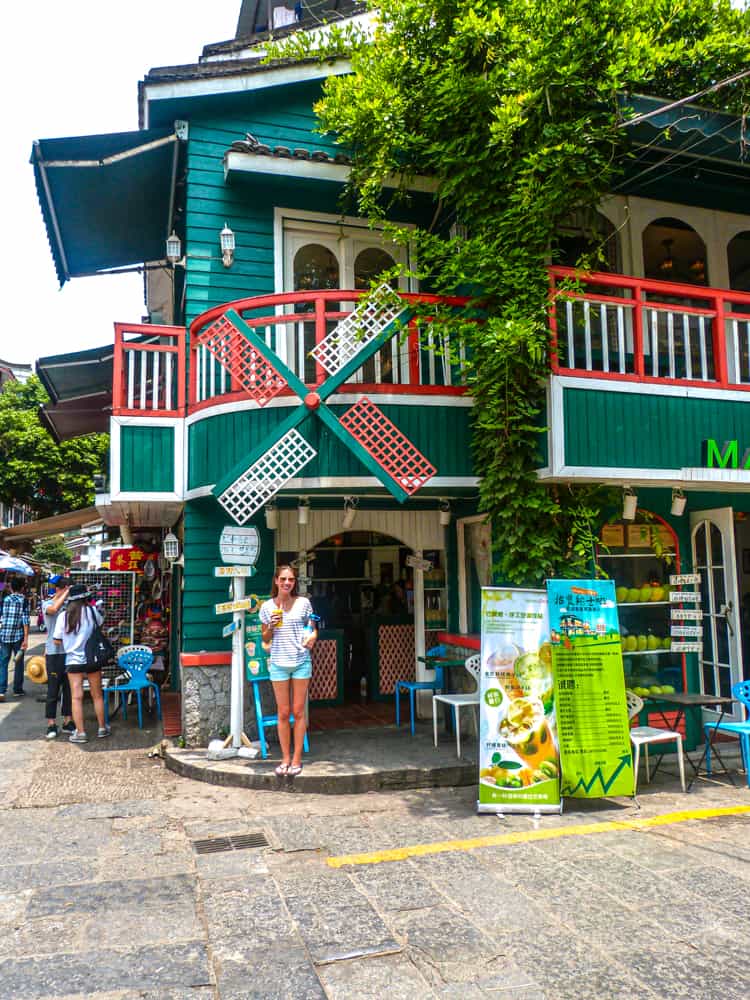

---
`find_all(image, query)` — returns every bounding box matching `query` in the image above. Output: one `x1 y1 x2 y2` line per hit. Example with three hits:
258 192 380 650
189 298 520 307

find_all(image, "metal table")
645 692 736 790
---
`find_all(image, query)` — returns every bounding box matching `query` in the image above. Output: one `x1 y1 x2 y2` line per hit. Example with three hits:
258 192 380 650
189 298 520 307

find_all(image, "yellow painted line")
326 804 750 868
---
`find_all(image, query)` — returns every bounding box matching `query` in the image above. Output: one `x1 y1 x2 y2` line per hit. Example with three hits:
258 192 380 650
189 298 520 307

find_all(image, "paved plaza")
1 660 750 999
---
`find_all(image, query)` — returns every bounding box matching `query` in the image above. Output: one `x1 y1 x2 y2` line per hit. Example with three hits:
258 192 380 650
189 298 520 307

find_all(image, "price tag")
671 609 703 620
670 625 703 637
668 591 702 603
670 641 703 653
670 573 701 585
214 566 257 577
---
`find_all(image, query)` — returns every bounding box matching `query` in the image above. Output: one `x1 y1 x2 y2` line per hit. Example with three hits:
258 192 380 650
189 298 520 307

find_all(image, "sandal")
274 762 290 776
288 763 303 777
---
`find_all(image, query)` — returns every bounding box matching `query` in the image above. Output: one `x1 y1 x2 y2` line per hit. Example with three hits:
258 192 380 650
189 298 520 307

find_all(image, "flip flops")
288 763 303 777
274 762 290 776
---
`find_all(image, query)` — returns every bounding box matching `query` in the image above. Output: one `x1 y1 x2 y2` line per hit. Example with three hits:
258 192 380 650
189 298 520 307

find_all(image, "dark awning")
36 342 114 405
31 127 179 285
617 94 750 212
38 395 111 444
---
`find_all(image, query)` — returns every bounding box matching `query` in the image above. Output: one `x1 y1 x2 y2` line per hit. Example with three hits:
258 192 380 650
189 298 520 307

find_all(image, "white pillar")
229 575 246 748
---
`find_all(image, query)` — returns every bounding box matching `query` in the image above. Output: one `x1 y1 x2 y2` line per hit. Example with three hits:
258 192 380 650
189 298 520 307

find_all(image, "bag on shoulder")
84 607 114 668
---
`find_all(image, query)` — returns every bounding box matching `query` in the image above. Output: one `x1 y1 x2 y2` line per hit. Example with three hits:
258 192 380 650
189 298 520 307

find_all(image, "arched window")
293 243 339 292
354 248 401 383
643 217 708 286
553 208 619 272
354 247 396 289
728 231 750 292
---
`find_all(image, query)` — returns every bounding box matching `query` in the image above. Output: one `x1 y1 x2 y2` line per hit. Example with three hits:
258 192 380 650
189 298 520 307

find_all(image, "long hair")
65 599 87 634
271 564 298 599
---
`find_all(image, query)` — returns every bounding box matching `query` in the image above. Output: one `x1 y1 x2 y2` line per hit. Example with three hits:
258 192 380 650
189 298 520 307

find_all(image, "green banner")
478 588 561 815
244 599 270 682
546 579 634 798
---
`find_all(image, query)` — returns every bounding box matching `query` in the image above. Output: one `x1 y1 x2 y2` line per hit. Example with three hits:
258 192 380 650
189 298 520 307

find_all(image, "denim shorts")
268 655 312 682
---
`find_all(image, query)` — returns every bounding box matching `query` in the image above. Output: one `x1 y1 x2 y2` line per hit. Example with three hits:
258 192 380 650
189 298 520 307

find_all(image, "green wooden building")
32 4 750 743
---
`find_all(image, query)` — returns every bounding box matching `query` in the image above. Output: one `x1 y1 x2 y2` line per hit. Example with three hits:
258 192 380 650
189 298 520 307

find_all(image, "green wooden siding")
181 498 277 652
119 426 174 492
188 402 474 489
564 387 750 469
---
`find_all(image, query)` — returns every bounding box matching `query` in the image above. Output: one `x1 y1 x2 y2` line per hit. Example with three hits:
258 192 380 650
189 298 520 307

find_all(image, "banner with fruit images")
547 579 635 799
478 588 562 815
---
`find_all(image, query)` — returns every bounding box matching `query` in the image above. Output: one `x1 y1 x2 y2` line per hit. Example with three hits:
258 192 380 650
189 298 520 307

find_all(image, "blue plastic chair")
104 644 161 729
248 676 310 760
704 680 750 789
395 644 446 737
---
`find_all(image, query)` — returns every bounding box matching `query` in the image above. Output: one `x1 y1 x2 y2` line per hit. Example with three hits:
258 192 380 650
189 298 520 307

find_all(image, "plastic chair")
432 654 481 758
704 680 750 789
395 644 446 737
103 644 161 729
627 691 686 793
248 676 310 760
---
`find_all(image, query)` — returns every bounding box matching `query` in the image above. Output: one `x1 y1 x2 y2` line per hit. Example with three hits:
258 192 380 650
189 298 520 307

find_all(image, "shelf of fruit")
622 648 673 656
616 584 669 603
626 683 678 698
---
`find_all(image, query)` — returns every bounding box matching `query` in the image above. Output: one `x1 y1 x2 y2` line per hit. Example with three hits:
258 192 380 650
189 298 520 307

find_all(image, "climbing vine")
271 0 750 584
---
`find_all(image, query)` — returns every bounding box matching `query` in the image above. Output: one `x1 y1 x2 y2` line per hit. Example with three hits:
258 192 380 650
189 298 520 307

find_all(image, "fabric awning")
31 127 180 285
618 94 750 212
0 507 101 543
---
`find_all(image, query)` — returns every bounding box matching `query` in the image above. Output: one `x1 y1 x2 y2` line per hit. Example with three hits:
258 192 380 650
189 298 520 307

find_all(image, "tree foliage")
0 377 108 519
31 537 73 569
303 0 750 584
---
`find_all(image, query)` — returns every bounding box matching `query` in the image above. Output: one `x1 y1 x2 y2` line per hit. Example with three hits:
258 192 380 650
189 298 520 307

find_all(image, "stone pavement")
2 663 750 999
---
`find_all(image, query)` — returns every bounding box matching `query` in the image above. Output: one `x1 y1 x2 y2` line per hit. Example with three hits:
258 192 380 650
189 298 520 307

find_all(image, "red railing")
112 323 186 417
549 267 750 389
187 289 469 412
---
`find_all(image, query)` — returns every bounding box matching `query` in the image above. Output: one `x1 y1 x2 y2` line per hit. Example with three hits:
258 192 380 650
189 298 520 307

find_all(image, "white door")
690 507 744 722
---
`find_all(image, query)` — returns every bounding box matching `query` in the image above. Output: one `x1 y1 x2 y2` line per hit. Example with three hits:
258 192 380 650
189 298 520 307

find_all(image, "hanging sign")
478 588 561 815
547 579 634 799
223 620 242 638
669 590 701 603
244 599 271 682
219 526 260 566
109 547 147 572
670 573 701 585
670 625 703 637
671 641 703 653
214 565 257 577
406 555 432 572
671 609 703 621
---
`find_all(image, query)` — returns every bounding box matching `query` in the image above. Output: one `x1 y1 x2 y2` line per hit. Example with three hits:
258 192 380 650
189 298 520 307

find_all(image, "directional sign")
219 526 260 565
223 619 242 638
670 573 701 585
671 609 703 621
671 641 703 653
406 554 433 572
215 597 259 615
668 590 701 603
214 565 257 577
671 625 703 637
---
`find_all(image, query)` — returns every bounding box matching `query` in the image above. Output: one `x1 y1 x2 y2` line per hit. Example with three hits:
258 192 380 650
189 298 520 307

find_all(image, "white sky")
0 1 239 367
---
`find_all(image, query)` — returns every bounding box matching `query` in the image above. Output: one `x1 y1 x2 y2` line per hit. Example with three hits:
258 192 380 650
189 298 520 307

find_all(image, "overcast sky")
0 2 239 367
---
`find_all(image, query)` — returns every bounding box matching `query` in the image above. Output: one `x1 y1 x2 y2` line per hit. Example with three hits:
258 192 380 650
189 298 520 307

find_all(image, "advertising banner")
546 579 634 798
478 588 561 815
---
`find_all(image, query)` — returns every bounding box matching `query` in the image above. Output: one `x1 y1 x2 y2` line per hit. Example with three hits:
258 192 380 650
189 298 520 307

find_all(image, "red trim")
438 632 480 650
552 369 750 391
180 652 232 667
112 323 186 417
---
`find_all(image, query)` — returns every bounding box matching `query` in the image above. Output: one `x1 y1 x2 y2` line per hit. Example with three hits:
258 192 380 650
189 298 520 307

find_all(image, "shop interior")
278 531 446 705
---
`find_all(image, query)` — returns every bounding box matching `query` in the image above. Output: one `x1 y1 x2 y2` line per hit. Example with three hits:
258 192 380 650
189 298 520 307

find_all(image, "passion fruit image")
513 651 554 711
498 695 546 745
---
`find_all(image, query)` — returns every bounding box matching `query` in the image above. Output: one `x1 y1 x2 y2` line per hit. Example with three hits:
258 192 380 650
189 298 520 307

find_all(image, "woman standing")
260 565 317 776
52 584 110 744
42 577 74 739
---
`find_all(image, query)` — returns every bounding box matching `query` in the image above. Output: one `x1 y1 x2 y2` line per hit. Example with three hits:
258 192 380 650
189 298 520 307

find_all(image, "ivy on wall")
271 0 750 584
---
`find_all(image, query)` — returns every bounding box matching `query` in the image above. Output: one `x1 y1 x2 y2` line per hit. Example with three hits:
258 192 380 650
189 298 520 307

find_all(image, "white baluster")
152 350 160 410
127 350 135 410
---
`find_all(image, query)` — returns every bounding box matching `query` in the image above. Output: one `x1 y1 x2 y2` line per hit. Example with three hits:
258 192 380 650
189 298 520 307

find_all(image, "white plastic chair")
627 691 686 793
432 654 480 758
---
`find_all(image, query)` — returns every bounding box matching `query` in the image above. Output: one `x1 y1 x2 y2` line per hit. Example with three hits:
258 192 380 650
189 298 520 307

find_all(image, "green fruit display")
662 637 672 650
649 685 663 696
635 686 650 697
661 684 676 694
647 635 660 651
650 587 665 602
637 635 648 651
639 585 653 602
616 586 629 604
627 588 641 603
624 636 638 652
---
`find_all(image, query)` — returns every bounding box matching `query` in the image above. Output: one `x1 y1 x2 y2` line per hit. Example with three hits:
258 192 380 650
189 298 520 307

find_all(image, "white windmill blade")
217 428 317 526
310 282 404 375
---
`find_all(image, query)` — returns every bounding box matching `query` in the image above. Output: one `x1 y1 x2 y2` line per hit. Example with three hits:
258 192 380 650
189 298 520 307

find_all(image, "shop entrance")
690 507 745 723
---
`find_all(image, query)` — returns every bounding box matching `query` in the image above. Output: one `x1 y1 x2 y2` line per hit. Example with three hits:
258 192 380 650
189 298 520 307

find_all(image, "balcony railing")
113 323 185 417
549 267 750 388
188 289 469 411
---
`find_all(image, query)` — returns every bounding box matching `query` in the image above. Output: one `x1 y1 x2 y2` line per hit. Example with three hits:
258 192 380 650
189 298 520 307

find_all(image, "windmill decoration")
194 285 437 524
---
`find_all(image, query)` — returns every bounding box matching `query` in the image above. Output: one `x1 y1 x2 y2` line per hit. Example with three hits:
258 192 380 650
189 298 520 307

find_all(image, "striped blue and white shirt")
260 596 313 668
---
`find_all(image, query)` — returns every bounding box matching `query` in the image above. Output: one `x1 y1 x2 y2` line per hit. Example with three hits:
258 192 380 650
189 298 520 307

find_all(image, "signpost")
406 554 432 572
222 620 242 638
214 566 257 578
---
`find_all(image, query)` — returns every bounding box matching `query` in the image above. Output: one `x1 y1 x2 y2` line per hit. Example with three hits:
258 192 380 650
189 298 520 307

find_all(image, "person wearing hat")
53 584 109 743
41 578 74 740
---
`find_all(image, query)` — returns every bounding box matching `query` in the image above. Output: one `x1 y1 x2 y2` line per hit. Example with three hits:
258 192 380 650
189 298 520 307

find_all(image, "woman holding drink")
260 565 318 776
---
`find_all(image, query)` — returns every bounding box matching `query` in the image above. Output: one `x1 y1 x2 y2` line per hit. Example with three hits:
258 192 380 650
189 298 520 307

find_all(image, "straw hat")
25 655 48 685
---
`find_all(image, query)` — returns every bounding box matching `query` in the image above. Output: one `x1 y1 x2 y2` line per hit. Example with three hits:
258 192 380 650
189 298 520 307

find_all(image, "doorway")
690 507 745 722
